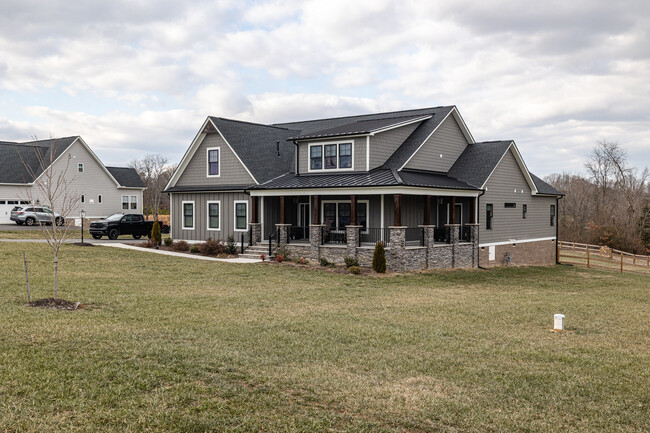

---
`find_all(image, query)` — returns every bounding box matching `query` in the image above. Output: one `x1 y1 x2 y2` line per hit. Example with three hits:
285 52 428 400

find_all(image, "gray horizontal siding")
479 149 556 244
176 133 255 187
404 116 469 172
171 191 249 241
369 123 420 170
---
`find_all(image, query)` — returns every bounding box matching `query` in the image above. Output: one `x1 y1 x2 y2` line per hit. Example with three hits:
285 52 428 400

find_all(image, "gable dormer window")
309 141 353 172
207 147 220 177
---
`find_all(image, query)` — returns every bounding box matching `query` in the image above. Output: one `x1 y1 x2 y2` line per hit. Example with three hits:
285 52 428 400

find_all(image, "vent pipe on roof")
276 140 280 157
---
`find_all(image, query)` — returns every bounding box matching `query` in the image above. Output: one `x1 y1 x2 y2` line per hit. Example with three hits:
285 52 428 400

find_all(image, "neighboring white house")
0 136 145 224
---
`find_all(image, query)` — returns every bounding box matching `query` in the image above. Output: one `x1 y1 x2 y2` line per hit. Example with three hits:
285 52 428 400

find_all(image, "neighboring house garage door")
0 199 21 224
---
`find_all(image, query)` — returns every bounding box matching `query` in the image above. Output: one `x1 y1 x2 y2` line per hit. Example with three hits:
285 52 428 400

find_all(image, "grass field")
0 242 648 432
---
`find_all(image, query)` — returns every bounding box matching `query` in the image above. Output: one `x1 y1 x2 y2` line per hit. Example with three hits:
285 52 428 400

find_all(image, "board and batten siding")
403 116 469 172
368 122 420 170
479 149 556 245
175 133 255 187
171 192 249 241
297 137 366 174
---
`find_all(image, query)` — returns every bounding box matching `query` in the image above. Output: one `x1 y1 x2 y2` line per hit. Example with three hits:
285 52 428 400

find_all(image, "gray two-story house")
165 106 562 271
0 136 145 224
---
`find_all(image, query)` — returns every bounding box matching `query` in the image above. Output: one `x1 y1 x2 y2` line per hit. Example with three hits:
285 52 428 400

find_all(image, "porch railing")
287 226 309 244
405 227 424 246
434 226 449 244
321 226 346 245
359 228 390 246
460 225 471 242
240 227 252 253
268 228 279 256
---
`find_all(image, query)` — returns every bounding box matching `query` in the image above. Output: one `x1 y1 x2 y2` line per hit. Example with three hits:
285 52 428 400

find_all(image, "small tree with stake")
372 241 386 273
19 137 81 300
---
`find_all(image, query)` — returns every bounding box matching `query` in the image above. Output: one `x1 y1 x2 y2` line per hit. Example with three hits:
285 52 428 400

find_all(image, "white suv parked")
10 206 65 226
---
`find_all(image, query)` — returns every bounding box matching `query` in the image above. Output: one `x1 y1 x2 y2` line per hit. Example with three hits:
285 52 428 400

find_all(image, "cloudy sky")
0 0 648 177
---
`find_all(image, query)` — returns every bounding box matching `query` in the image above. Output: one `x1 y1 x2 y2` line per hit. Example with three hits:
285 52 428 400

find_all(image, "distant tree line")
129 154 175 218
546 140 650 254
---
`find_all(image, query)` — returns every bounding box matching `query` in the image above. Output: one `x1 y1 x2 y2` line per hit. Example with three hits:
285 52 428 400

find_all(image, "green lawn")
0 242 648 432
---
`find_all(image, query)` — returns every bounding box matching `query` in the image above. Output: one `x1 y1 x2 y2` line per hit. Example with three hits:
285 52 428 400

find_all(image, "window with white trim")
182 201 195 230
207 147 220 176
309 141 353 171
207 201 220 230
130 195 137 210
78 163 84 173
322 200 368 230
122 195 129 210
234 201 248 231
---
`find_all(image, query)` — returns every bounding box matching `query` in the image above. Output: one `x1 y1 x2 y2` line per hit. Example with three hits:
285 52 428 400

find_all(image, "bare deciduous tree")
19 138 81 299
129 154 174 219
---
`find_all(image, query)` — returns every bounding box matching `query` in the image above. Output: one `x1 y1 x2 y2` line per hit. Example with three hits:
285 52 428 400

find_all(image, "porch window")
550 204 555 226
182 202 194 229
310 146 322 170
207 148 220 176
323 201 367 230
486 203 493 230
207 201 220 230
309 142 353 171
234 201 248 231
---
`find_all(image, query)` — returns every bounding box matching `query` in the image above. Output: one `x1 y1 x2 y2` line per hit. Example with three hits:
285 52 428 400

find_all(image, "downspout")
476 189 487 269
556 195 562 264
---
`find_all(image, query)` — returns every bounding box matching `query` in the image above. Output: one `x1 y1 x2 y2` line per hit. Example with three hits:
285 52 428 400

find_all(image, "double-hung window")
486 204 493 230
309 142 353 171
323 201 368 230
130 196 137 210
234 201 248 231
207 201 220 230
182 201 194 230
78 163 84 173
207 148 220 176
122 196 129 210
550 204 556 226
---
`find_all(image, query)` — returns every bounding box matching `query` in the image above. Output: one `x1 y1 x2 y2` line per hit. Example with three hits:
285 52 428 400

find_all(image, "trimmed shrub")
190 245 199 253
198 238 224 256
343 256 359 268
275 254 285 263
372 241 386 273
225 235 237 255
171 240 190 252
151 221 162 246
164 237 173 247
320 257 330 267
299 257 308 265
348 266 361 275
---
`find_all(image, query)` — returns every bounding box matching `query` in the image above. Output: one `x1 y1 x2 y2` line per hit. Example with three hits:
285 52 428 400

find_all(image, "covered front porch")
248 188 480 272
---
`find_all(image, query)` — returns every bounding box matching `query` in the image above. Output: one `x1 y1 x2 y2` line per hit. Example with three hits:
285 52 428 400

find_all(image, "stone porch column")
346 225 361 259
466 223 479 268
419 225 435 269
445 224 460 268
250 222 262 245
276 223 291 249
389 226 406 272
310 224 324 259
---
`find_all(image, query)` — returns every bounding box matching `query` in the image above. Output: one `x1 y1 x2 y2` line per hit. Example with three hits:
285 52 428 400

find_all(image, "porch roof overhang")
164 184 252 193
249 186 480 197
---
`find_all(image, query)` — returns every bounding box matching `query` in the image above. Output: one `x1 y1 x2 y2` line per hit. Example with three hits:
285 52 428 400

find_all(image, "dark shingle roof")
287 114 431 140
106 167 145 188
447 140 512 188
530 173 563 196
252 168 478 191
208 117 299 184
0 137 77 184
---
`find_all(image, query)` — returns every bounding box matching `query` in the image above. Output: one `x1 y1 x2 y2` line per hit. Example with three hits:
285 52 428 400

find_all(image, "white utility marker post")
554 314 565 331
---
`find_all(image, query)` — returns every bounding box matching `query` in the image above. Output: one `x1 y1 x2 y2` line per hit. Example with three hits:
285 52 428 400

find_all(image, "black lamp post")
81 209 86 244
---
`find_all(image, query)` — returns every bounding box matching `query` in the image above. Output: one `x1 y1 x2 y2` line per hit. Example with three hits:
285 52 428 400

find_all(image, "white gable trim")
480 142 539 194
165 117 259 189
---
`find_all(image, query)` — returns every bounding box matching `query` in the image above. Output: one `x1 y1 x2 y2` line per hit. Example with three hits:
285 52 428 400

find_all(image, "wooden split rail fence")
558 241 650 276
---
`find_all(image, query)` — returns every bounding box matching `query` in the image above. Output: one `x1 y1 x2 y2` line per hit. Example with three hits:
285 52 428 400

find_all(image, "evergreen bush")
151 221 162 246
372 241 386 273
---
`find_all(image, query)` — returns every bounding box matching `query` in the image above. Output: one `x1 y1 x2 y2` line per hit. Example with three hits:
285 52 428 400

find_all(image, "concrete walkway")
102 243 263 263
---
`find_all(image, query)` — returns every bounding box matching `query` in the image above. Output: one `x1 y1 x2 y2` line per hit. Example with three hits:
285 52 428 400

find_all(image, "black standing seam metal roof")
106 167 145 188
0 137 77 184
251 168 478 191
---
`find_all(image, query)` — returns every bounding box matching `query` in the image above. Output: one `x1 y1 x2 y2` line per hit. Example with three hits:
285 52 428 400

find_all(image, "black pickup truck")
89 213 166 240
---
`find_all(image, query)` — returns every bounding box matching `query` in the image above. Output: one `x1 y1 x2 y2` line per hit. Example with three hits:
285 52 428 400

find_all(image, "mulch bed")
72 242 94 247
29 298 89 310
265 260 397 277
